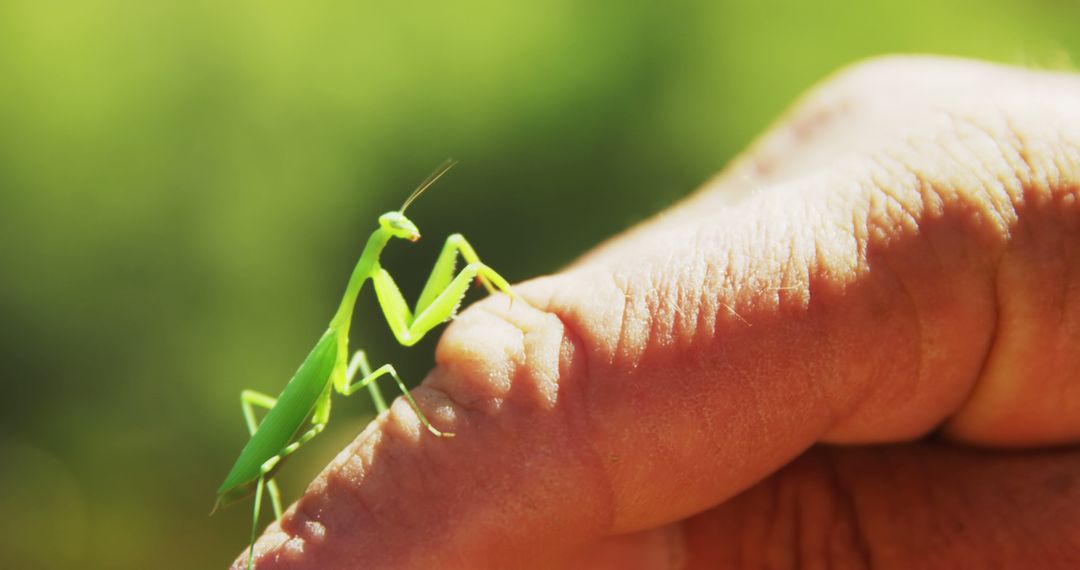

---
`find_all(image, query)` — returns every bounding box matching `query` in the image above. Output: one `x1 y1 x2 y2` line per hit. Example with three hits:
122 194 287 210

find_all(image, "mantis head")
382 159 457 243
379 211 421 242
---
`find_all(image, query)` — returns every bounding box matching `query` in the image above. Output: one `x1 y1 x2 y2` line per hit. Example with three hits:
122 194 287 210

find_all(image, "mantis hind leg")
238 410 328 564
244 447 305 570
246 476 266 570
235 344 392 566
241 390 284 519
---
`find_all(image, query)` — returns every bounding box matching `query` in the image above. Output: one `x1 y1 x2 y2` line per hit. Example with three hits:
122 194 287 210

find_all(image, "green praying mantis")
213 161 514 569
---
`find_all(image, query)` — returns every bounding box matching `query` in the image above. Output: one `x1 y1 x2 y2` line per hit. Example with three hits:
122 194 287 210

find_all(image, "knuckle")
304 286 615 562
431 293 571 417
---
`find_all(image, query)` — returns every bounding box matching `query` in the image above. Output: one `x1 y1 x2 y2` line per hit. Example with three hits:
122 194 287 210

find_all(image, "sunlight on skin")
236 57 1080 569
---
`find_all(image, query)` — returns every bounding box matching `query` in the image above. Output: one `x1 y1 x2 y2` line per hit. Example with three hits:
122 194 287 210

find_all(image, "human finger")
238 57 1080 568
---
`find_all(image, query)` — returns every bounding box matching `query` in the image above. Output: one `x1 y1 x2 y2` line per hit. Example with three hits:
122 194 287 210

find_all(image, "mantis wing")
216 329 338 506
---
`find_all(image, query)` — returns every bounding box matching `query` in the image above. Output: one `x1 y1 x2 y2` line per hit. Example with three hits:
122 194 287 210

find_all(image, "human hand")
236 57 1080 569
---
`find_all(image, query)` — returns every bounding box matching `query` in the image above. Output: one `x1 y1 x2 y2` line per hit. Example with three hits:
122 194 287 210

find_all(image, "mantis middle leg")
344 349 388 413
339 349 450 437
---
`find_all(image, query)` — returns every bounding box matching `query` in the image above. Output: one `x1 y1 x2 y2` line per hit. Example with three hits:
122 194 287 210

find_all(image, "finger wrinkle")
432 305 523 414
434 285 620 538
942 111 1028 222
610 270 633 372
599 267 648 374
452 296 563 411
511 279 622 528
820 448 876 569
283 496 327 554
675 233 713 350
233 520 290 569
864 161 931 425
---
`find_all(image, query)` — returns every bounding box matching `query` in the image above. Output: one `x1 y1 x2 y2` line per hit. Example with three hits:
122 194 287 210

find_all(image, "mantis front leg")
415 233 498 311
373 234 513 347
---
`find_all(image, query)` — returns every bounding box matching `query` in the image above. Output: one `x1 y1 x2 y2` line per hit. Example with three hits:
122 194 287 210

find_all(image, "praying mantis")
213 161 514 569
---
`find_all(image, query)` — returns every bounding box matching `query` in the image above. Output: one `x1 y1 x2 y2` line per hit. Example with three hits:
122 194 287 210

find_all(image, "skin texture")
233 56 1080 569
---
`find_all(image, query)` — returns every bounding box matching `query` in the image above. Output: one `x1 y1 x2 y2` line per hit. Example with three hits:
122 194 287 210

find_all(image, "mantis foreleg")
374 261 511 345
414 233 497 313
373 249 512 348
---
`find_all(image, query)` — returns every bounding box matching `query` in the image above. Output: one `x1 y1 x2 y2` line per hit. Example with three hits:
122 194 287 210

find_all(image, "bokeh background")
0 1 1077 568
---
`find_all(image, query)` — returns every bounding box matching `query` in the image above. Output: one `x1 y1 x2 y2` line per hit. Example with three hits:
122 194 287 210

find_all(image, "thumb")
237 56 1080 569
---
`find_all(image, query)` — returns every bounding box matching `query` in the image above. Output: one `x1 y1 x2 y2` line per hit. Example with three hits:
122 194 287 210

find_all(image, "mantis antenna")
400 159 458 212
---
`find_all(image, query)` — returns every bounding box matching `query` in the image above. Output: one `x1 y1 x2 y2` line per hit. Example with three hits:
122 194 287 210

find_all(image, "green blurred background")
0 0 1076 568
